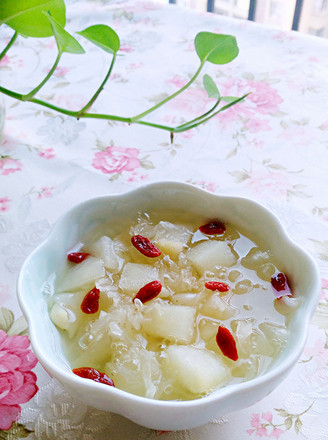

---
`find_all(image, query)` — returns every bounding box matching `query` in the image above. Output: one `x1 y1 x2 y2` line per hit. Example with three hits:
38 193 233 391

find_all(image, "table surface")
1 0 328 438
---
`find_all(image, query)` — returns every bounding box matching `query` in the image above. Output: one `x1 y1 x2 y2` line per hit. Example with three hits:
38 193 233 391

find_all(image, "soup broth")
47 212 299 400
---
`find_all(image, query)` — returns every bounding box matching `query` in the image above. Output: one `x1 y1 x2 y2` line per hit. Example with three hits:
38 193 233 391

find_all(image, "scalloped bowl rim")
17 181 321 430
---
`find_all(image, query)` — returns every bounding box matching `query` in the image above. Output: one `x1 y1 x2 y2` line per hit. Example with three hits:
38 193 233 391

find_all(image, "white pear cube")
142 301 196 344
118 263 159 296
49 303 73 331
231 318 254 358
165 345 230 395
59 257 105 292
49 292 87 338
187 240 236 274
171 293 203 306
71 332 113 369
259 322 288 354
105 345 162 399
201 294 236 320
198 318 219 342
85 235 122 272
154 221 192 257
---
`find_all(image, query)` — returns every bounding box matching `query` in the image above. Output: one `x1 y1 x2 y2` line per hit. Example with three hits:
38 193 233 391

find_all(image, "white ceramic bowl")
17 182 320 431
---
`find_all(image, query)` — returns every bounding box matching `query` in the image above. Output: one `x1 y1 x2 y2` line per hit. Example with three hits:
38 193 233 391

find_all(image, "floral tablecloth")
1 0 328 438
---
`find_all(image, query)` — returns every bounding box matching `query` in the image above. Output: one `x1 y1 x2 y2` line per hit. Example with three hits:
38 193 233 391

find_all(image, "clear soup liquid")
47 212 298 400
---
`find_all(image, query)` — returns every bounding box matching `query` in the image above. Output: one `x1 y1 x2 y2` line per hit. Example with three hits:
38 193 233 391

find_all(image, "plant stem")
130 60 205 122
174 93 250 132
22 53 62 100
0 31 18 61
77 52 117 117
0 86 24 100
0 84 248 134
175 96 221 130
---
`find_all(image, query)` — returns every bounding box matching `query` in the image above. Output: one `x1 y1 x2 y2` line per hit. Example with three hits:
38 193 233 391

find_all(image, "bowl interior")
17 182 320 425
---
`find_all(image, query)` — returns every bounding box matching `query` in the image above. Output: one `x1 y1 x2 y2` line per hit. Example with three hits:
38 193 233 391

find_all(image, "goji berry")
216 326 238 361
205 281 230 292
199 221 226 235
67 252 90 263
80 287 100 314
72 367 115 387
271 272 291 299
131 235 161 257
133 280 162 304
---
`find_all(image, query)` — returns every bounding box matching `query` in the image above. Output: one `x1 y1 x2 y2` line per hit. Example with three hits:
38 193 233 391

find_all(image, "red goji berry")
205 281 230 292
199 221 226 235
133 280 162 304
80 287 100 314
216 326 238 361
67 252 90 263
72 367 115 387
271 272 292 299
131 235 161 257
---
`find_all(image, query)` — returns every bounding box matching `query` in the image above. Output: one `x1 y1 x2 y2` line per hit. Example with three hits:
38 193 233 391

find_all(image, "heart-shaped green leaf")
0 0 66 38
77 25 120 54
203 74 220 99
45 12 85 55
195 32 239 65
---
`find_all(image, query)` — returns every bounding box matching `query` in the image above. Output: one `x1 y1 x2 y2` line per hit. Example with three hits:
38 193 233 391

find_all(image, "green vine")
0 0 249 139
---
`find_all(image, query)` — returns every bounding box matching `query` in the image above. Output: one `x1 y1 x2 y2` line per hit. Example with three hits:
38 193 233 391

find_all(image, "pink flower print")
45 66 70 77
53 94 86 111
247 138 264 149
247 118 272 133
218 77 282 126
0 156 22 176
247 413 285 438
38 147 56 159
245 170 291 198
0 196 11 212
247 80 283 115
304 338 328 367
92 145 140 175
44 39 57 50
53 66 70 77
127 172 148 182
261 412 273 422
119 44 133 53
277 125 313 148
167 75 187 89
272 31 296 42
218 101 248 126
197 181 219 193
247 413 269 436
308 56 320 63
270 428 285 439
0 330 38 430
37 187 54 199
0 283 10 303
320 120 328 130
320 279 328 300
0 54 10 67
127 62 144 70
168 88 210 115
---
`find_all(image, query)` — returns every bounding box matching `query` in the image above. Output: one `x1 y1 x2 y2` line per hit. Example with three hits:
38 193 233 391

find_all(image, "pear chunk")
59 257 105 292
187 240 237 274
165 345 230 395
49 303 73 332
201 294 236 320
142 301 196 344
85 235 122 272
153 221 192 257
119 263 159 296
